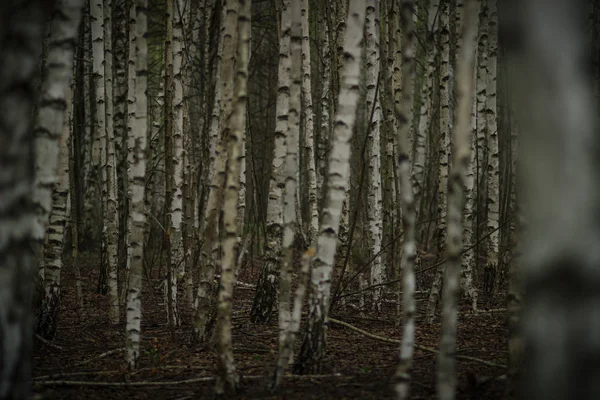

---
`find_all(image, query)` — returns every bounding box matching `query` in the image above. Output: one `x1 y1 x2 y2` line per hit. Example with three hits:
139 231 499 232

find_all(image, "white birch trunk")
437 4 479 398
391 2 418 398
215 0 248 393
125 0 147 370
317 1 331 193
365 0 384 311
167 0 185 327
193 0 233 341
125 0 137 307
39 87 73 339
426 0 451 324
104 0 120 325
505 1 600 398
413 0 439 211
0 2 49 396
485 0 500 292
300 0 319 246
250 0 291 324
274 0 302 386
90 0 111 296
462 44 478 311
32 0 83 337
294 0 366 374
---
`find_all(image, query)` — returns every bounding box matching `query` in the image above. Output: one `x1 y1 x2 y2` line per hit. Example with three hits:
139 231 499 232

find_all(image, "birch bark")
426 0 451 324
125 0 148 370
250 0 291 324
0 2 51 396
32 0 83 337
294 0 366 374
437 4 479 398
391 1 418 398
104 0 120 325
215 0 248 393
365 0 384 311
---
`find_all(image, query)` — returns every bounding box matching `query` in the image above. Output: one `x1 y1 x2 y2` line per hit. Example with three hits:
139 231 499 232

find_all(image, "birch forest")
2 0 600 399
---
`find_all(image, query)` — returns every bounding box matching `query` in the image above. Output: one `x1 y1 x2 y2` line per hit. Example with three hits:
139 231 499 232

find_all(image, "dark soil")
33 253 509 399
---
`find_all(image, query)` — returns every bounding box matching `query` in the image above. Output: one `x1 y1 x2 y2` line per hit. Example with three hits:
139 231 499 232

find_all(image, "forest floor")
33 252 509 399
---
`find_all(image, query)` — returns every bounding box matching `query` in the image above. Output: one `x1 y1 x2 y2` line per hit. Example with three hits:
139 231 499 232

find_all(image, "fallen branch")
468 308 508 314
74 348 125 367
34 373 344 387
34 365 212 381
328 318 506 369
35 334 64 350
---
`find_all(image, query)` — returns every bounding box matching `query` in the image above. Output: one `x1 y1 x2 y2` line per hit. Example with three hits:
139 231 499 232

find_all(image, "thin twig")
34 373 344 387
35 334 64 350
74 348 125 367
328 318 506 369
34 365 212 381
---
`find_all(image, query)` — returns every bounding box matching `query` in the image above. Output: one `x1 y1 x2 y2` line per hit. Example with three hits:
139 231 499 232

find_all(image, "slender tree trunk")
390 1 418 398
163 0 178 329
90 0 110 296
426 0 452 324
193 0 234 342
462 50 479 311
114 0 129 304
437 4 479 398
216 0 249 393
165 0 186 327
125 0 137 311
413 0 439 217
69 99 84 321
250 0 291 324
317 1 332 194
365 0 384 311
300 0 319 246
125 0 147 370
0 2 52 397
294 0 366 374
82 2 94 229
274 0 301 386
32 0 83 338
504 1 600 399
38 87 73 340
381 0 398 286
485 0 500 294
103 0 120 325
474 3 488 287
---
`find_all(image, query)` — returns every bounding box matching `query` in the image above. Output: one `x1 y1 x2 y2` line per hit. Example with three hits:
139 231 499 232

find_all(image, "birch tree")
413 0 440 211
38 89 73 340
503 0 600 399
124 0 137 308
250 0 291 324
391 1 418 398
216 0 249 392
294 0 366 374
365 0 384 311
114 0 128 290
0 1 51 397
125 0 148 370
274 0 301 386
426 0 452 324
32 0 83 338
300 0 319 245
103 0 120 325
165 0 186 327
90 0 112 297
193 0 235 341
485 0 500 292
437 3 479 398
317 1 332 191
